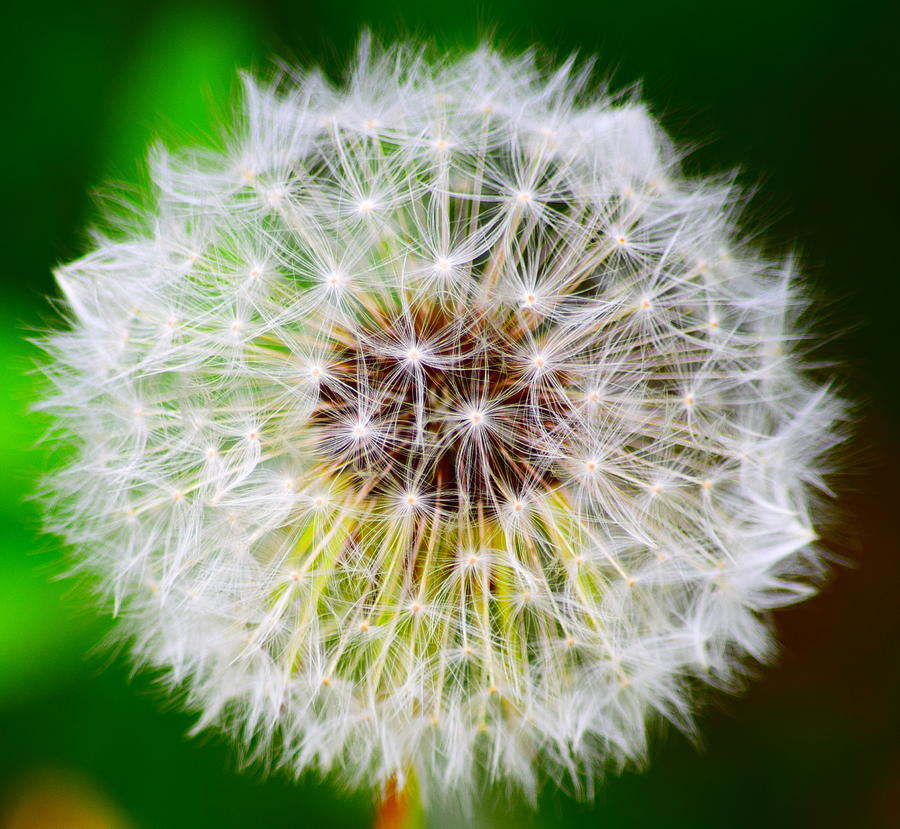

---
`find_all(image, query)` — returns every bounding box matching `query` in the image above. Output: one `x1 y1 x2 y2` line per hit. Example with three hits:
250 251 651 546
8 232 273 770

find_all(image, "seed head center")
310 307 567 512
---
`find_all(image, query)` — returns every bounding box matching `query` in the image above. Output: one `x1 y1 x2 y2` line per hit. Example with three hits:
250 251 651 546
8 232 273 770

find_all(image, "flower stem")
373 772 424 829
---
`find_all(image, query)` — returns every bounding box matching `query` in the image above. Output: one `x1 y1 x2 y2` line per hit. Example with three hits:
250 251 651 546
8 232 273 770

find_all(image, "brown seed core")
309 303 568 511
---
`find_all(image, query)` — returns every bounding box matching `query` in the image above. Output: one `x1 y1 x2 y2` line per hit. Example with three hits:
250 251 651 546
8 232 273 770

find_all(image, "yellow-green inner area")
266 481 609 721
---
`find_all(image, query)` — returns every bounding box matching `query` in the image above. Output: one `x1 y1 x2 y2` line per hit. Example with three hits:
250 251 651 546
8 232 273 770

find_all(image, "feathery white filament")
39 40 842 805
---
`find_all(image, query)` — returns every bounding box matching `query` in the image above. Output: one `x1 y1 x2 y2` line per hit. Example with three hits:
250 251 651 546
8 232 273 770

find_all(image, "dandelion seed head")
37 37 843 807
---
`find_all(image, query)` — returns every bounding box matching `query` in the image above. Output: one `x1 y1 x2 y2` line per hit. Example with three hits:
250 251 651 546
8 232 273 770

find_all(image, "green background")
3 1 898 826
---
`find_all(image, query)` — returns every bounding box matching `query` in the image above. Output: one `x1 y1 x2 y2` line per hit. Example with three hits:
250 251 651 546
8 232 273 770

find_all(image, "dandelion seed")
37 37 843 811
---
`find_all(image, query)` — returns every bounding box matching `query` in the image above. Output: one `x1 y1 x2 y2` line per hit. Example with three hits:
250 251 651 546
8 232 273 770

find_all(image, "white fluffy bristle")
38 38 843 806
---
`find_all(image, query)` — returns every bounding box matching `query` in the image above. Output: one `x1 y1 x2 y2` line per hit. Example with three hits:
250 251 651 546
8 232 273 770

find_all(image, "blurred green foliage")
2 1 898 827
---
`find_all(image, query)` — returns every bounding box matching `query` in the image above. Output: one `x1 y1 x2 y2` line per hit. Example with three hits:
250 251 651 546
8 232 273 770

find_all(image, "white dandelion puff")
37 38 844 809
